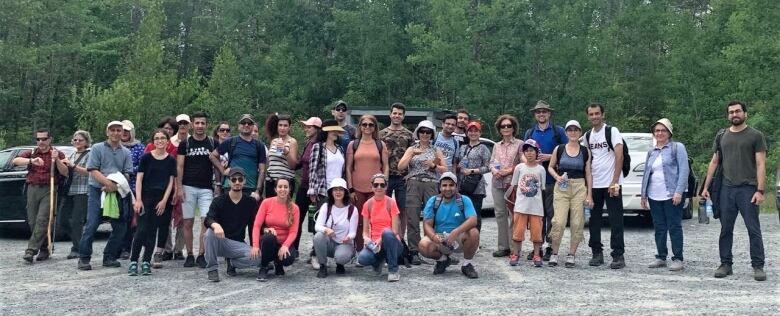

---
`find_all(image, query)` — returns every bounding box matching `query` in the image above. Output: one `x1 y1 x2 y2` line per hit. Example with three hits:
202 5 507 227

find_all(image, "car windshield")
0 150 12 170
625 135 653 152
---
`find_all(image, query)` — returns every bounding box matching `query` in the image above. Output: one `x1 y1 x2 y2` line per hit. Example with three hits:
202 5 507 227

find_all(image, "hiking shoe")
226 258 237 277
526 252 534 261
543 247 553 261
275 264 285 276
533 255 543 267
77 259 92 270
648 258 667 268
411 253 423 265
103 258 121 268
128 262 138 276
373 263 383 276
311 256 321 270
714 264 733 278
173 252 185 260
317 266 328 278
141 261 152 275
208 270 220 282
36 249 50 261
161 251 173 261
753 267 767 281
461 263 479 279
23 250 35 263
152 253 163 269
336 264 346 275
589 253 604 266
669 259 684 272
564 254 576 268
256 267 269 282
183 255 195 267
120 251 130 260
548 254 558 267
610 256 625 269
492 249 510 257
387 272 400 282
433 256 451 275
196 255 207 268
509 254 520 266
67 251 79 260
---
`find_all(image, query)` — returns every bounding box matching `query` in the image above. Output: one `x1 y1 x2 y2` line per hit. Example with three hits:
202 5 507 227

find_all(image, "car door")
0 148 29 226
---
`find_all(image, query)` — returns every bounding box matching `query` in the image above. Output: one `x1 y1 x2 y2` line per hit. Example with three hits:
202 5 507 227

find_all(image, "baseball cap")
175 114 191 124
564 120 581 130
238 114 255 124
439 171 458 184
299 117 322 128
228 167 247 177
106 121 124 129
466 121 481 131
522 139 540 152
333 100 348 110
121 120 135 131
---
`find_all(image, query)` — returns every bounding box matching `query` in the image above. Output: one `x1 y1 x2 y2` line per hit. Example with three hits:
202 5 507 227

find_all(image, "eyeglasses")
72 138 84 142
418 129 433 135
36 137 49 142
239 121 254 126
534 110 550 114
372 182 387 188
499 124 514 129
361 123 375 128
653 129 668 133
334 107 347 112
230 177 245 183
219 128 231 132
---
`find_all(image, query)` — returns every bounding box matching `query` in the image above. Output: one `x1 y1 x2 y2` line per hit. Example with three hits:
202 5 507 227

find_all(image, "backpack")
227 136 264 166
669 142 697 198
324 203 356 228
554 144 590 172
524 124 563 145
431 194 466 228
585 125 630 177
707 129 727 219
351 139 384 171
366 197 411 267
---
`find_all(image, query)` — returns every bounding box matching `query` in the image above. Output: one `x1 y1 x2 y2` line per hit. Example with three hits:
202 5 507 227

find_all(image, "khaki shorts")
421 234 465 254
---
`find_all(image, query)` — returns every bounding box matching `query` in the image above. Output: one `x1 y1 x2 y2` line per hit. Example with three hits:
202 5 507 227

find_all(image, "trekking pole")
47 151 56 254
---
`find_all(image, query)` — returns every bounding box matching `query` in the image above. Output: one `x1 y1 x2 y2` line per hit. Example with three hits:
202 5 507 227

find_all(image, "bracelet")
756 189 764 195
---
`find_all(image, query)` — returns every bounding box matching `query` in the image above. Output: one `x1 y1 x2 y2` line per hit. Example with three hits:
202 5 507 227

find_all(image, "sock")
462 259 472 266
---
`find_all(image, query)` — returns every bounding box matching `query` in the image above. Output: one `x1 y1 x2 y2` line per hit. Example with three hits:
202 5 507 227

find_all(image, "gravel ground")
0 215 777 315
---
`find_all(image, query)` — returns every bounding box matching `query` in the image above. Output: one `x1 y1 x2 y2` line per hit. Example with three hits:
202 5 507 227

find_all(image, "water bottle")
698 199 709 224
559 172 569 191
583 201 591 222
443 232 460 251
705 199 713 218
307 204 318 219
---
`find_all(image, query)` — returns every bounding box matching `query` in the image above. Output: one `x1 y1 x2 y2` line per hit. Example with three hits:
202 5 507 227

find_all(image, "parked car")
621 133 694 219
0 145 75 235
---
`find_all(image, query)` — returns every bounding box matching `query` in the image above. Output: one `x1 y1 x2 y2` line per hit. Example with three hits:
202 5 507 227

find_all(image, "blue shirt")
434 134 460 172
527 123 568 183
217 136 267 190
423 195 477 234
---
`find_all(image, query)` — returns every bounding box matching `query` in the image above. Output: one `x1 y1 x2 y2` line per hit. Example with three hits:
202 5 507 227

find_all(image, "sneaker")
387 272 400 282
492 249 510 257
533 255 543 267
548 254 558 267
411 253 423 265
23 250 35 263
648 258 667 268
509 254 520 266
208 270 220 282
128 261 138 276
226 258 237 277
589 253 604 266
714 264 733 278
275 264 285 276
543 247 553 261
461 263 479 279
317 266 328 278
196 255 207 268
161 251 173 261
336 264 346 275
67 251 80 260
152 253 163 269
433 256 451 275
753 267 767 281
256 267 269 282
373 263 383 276
183 255 195 267
120 251 130 260
36 249 51 261
669 259 684 272
103 258 121 268
77 259 92 270
311 257 321 270
564 254 576 268
609 256 625 269
173 252 185 260
141 261 152 275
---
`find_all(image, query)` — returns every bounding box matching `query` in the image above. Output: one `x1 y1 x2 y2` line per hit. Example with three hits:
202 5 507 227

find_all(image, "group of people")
14 99 769 282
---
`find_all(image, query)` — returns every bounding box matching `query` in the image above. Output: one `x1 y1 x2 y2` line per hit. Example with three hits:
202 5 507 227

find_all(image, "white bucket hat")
328 178 348 191
651 118 673 136
413 120 437 140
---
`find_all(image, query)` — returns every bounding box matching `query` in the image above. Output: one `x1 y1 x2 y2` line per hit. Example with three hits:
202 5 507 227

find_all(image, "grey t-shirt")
86 141 133 188
715 126 766 186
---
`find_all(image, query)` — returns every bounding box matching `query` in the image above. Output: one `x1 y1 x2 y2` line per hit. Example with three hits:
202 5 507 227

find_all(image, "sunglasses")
534 110 550 114
372 182 387 188
418 129 433 135
219 128 231 132
239 121 254 126
230 177 245 183
36 137 50 142
334 107 347 112
72 138 85 142
499 124 514 129
361 122 375 128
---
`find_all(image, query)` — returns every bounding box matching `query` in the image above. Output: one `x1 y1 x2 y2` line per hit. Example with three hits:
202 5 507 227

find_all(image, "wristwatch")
757 189 764 195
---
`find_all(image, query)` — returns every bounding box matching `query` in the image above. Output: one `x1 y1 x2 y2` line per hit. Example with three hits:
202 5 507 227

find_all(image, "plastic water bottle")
559 172 569 191
705 199 713 218
443 232 460 251
583 201 591 222
307 204 318 219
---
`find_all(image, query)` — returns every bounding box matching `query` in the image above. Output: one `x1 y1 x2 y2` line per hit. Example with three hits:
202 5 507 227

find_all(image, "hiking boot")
120 251 130 260
564 254 576 268
183 255 195 267
152 253 163 269
77 259 92 270
128 261 138 276
533 255 543 267
610 256 625 269
336 264 346 275
543 247 553 261
274 264 285 276
433 256 451 275
317 266 328 278
23 250 35 263
410 253 423 265
548 254 559 267
492 249 510 258
753 267 767 281
173 252 185 260
461 263 479 279
161 251 173 261
509 254 520 266
196 255 207 268
67 251 79 260
208 270 220 282
36 249 50 261
141 261 152 275
669 259 684 272
387 272 400 282
589 253 604 266
714 264 733 278
311 256 321 270
226 258 237 277
103 258 121 268
256 267 269 282
648 258 667 268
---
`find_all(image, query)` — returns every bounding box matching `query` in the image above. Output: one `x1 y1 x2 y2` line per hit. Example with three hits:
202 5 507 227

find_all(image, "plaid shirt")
19 149 65 185
67 150 90 195
307 143 345 197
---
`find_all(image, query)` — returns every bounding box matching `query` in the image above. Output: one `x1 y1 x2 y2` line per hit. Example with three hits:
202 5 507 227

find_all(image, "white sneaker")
311 257 320 270
648 258 667 268
548 254 558 267
387 272 400 282
669 259 684 271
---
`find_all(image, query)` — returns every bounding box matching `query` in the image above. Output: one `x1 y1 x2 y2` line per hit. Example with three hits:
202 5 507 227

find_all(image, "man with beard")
453 109 470 145
331 100 356 149
701 100 767 281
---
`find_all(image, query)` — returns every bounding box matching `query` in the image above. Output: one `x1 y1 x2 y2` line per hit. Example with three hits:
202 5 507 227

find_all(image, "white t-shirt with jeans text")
584 126 624 189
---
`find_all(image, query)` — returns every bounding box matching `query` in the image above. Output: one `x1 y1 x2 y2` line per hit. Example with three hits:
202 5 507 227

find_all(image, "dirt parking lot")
0 215 777 315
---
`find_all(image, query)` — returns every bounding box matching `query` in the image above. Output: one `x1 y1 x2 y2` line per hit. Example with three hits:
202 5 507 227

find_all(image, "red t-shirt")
252 197 300 248
19 148 65 185
361 195 399 242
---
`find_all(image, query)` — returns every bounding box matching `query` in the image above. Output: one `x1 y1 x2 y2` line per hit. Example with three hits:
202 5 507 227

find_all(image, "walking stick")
47 151 56 254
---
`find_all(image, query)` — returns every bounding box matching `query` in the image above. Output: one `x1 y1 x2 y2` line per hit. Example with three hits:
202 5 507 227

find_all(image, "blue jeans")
357 229 400 273
78 186 128 261
649 199 683 261
719 184 764 267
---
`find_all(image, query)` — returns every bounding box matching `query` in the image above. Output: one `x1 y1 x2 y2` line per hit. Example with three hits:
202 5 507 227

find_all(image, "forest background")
0 0 777 210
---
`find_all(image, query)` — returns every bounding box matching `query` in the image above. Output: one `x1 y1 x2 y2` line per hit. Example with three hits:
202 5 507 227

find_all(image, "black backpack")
670 142 697 198
585 125 630 177
553 144 590 172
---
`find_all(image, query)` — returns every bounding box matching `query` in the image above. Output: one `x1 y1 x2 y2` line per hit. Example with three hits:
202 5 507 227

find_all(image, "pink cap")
299 117 322 128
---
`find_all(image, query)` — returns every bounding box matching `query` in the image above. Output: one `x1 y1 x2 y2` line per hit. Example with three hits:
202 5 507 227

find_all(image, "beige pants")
550 178 587 248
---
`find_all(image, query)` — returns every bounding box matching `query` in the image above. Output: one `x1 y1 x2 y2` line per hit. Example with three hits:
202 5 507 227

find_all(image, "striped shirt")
266 137 296 181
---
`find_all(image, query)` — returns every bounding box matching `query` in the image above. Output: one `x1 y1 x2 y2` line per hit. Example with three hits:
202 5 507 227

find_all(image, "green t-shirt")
714 126 766 186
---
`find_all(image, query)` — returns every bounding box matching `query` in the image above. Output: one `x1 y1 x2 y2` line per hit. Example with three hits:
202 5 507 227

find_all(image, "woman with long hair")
61 130 92 259
251 178 300 281
212 121 231 144
264 113 299 198
293 117 321 251
346 114 389 250
313 178 358 278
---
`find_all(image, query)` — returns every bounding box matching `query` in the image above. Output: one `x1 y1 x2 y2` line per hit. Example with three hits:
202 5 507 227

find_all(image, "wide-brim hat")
413 120 437 140
321 119 345 133
529 100 554 112
651 118 673 135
